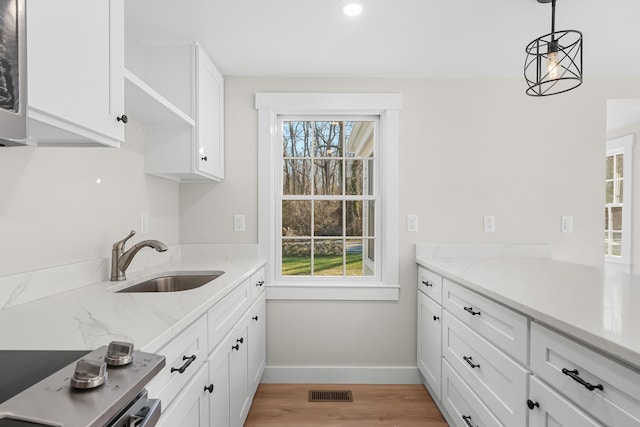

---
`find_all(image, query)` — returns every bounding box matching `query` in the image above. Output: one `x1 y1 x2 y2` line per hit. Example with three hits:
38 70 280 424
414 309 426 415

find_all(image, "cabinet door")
528 376 603 427
417 290 442 400
248 294 266 396
230 318 250 427
207 334 232 427
26 0 125 146
195 44 224 180
156 364 209 427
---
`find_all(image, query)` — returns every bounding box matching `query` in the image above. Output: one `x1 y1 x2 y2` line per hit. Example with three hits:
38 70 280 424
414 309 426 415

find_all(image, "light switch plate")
407 214 418 232
234 214 246 232
483 215 495 233
561 216 573 233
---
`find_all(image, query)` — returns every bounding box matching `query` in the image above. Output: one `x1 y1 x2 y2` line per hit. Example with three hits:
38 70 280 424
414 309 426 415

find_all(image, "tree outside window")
280 119 376 277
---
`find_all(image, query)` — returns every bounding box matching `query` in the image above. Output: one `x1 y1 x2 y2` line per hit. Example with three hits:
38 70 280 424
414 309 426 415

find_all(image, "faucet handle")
113 230 136 250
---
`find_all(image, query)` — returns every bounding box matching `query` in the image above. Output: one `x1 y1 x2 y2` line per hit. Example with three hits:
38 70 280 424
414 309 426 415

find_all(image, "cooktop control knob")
70 359 107 389
105 341 134 366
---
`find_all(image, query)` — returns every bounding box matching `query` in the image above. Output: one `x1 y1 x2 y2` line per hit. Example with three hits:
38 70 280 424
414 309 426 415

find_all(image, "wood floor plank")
244 384 448 427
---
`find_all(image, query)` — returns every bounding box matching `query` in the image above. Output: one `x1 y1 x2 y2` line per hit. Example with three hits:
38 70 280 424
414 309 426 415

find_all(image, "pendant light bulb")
547 51 560 80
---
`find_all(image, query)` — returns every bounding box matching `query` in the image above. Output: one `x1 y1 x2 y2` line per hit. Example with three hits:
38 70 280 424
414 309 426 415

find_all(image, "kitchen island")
415 244 640 427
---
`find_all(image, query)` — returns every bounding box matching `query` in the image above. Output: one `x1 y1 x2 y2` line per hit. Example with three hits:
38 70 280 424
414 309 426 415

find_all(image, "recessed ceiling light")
343 3 362 17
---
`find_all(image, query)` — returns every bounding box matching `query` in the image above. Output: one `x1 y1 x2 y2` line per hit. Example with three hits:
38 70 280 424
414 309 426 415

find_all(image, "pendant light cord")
551 0 556 40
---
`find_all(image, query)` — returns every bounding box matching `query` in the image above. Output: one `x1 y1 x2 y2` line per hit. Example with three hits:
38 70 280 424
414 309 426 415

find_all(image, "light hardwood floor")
244 384 448 427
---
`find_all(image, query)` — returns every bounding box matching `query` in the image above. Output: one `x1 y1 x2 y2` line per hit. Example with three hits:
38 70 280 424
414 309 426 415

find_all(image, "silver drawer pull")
561 368 604 391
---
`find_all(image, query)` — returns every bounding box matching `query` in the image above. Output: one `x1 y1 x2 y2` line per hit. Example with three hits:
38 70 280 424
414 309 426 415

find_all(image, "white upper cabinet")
195 46 224 180
123 36 224 182
26 0 126 146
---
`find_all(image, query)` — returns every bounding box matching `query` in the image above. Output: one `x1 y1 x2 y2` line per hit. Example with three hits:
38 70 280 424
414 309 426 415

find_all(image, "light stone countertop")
416 255 640 371
0 256 266 353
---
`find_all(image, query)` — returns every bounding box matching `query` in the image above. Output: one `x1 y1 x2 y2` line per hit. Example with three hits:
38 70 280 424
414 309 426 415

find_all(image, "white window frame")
256 93 401 301
605 134 634 268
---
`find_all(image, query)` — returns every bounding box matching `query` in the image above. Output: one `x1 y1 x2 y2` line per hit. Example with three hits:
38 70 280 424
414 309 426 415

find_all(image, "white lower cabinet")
156 364 209 427
147 316 208 410
530 322 640 426
418 265 530 427
442 360 503 427
528 376 603 427
154 264 267 427
207 332 232 426
229 316 250 427
417 262 640 427
248 294 267 396
417 289 442 400
206 297 265 427
443 311 529 427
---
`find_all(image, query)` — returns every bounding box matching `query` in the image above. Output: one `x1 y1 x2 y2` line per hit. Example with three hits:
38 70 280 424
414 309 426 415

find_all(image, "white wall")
180 76 640 370
0 120 180 277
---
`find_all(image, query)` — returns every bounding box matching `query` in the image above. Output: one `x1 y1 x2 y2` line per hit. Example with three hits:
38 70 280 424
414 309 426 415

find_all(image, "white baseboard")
262 365 422 384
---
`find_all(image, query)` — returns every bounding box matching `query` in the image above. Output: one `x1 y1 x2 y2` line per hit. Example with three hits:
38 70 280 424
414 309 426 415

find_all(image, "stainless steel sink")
116 271 224 293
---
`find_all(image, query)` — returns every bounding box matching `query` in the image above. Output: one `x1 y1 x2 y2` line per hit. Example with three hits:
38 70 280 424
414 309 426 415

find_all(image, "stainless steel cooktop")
0 343 165 427
0 350 91 405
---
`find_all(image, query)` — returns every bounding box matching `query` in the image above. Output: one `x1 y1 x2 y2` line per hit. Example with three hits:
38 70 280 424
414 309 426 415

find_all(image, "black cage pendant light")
524 0 583 96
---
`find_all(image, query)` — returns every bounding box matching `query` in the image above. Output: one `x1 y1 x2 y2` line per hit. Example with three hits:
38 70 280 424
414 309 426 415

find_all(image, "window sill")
265 283 400 301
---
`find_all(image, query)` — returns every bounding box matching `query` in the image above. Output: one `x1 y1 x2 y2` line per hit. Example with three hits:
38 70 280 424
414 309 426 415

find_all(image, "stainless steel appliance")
0 0 27 146
0 341 165 427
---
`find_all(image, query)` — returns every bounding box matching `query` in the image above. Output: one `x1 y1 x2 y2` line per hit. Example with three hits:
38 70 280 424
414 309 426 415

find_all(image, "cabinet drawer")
208 278 251 353
530 323 640 426
148 316 208 410
442 359 504 427
249 265 266 302
417 290 442 400
418 266 442 304
443 311 529 427
443 279 528 364
528 376 603 427
156 363 209 427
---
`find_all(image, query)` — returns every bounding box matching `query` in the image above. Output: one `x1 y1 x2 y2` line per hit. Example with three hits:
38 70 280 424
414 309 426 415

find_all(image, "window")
256 93 401 300
604 135 634 266
279 118 377 279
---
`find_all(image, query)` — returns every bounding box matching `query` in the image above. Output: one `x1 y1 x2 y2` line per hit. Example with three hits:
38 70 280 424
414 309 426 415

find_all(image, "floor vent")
308 390 353 402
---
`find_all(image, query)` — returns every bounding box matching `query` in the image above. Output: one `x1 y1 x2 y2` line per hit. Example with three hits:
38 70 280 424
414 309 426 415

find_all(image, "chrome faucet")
110 230 168 281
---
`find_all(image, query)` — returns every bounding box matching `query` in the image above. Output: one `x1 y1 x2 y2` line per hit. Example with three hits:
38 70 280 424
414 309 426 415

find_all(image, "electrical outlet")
407 214 418 232
234 214 246 232
561 216 573 233
483 215 495 233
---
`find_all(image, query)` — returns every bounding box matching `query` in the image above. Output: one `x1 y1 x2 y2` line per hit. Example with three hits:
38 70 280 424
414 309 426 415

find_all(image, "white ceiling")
126 0 640 78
